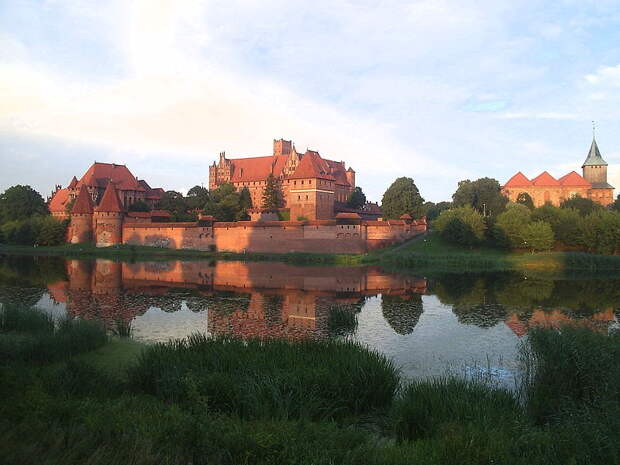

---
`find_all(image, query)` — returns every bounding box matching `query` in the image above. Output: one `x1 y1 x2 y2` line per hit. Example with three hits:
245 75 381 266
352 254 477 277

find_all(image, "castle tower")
346 167 356 189
94 182 124 247
582 136 614 206
69 185 94 243
273 139 292 156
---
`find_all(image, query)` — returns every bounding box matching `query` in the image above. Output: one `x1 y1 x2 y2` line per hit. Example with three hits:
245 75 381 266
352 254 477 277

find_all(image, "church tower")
582 136 614 206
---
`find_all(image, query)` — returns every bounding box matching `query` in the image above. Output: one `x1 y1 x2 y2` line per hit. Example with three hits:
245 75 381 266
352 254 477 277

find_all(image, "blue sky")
1 0 619 202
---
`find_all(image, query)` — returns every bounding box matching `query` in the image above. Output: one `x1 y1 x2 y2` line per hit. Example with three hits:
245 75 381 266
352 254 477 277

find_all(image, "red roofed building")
47 162 165 219
502 137 615 207
209 139 356 220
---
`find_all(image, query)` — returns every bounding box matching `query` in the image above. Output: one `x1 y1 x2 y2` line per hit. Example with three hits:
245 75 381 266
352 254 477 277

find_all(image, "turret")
346 167 356 188
273 139 293 156
94 182 124 247
68 185 94 244
582 137 608 185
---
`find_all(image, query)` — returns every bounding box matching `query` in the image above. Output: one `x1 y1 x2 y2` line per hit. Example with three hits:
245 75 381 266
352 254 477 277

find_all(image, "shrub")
433 206 485 246
579 211 620 255
521 221 554 252
560 195 603 216
492 203 531 248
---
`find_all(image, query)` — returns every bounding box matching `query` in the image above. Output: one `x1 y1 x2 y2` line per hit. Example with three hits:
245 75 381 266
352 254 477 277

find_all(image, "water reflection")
0 255 618 381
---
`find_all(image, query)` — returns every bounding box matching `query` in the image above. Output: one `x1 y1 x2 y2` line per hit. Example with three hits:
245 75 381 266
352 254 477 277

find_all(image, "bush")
0 217 67 246
433 206 485 246
579 211 620 255
492 203 531 248
521 221 554 252
560 195 603 216
128 334 399 420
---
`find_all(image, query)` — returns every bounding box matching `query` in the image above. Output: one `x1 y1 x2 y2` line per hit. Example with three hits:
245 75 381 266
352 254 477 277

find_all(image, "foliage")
560 195 603 216
516 192 535 210
262 174 282 209
0 217 67 246
381 177 425 219
452 177 508 218
612 194 620 212
578 210 620 255
492 203 532 249
277 210 290 221
156 190 195 221
532 205 581 247
521 221 555 252
433 206 486 246
328 306 358 336
203 183 249 221
239 187 253 211
0 185 48 223
186 185 210 210
128 200 151 212
64 197 76 214
346 187 366 209
423 201 452 221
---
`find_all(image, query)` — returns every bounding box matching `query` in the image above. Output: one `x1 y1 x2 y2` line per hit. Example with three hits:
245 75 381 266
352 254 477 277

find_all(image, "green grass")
327 305 359 336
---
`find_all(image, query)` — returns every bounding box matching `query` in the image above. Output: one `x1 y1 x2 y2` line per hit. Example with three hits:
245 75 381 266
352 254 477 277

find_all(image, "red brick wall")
69 214 92 244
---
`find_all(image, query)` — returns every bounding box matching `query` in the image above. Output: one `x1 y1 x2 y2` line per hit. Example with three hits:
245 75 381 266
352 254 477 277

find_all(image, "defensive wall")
121 216 426 254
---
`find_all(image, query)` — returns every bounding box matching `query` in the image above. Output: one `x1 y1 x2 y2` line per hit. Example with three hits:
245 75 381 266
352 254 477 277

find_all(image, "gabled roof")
558 171 591 187
504 172 532 188
68 176 78 189
48 188 69 212
71 185 94 214
78 162 144 191
531 171 560 186
289 151 336 180
582 138 608 167
229 155 284 182
96 182 124 213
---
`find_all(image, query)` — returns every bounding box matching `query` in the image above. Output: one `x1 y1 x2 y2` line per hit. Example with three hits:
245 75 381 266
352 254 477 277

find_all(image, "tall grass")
128 334 399 420
328 306 358 336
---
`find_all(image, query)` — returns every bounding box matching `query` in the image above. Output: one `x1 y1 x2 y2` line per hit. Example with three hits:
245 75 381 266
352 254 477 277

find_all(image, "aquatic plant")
327 305 358 336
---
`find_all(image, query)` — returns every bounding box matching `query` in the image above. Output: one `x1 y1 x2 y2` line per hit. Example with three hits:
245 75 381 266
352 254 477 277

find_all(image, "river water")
1 254 618 387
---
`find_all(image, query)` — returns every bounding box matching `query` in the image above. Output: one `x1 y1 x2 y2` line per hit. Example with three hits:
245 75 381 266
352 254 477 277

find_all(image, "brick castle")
502 137 615 207
210 139 356 220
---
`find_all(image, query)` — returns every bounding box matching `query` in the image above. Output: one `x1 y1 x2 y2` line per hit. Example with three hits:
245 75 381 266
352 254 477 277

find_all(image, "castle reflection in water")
42 259 619 340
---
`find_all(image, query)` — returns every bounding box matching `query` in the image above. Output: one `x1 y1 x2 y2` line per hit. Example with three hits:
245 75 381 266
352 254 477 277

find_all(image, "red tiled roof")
558 171 591 187
77 162 144 191
71 185 94 214
151 210 171 217
48 188 70 213
96 182 124 213
504 171 532 188
126 211 151 218
230 155 283 182
68 176 78 189
531 171 560 186
289 151 336 180
335 212 361 219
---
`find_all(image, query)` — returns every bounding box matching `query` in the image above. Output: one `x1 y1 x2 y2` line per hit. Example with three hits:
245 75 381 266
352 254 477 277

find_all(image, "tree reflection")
381 293 424 335
451 303 507 328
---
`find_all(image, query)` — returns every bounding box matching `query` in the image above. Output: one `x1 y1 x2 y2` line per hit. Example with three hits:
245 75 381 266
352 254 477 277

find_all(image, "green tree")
578 211 620 255
611 194 620 212
521 221 555 252
186 185 210 210
532 205 581 247
452 178 508 218
381 177 425 219
203 183 248 221
36 217 68 246
433 206 486 246
516 192 535 210
346 187 366 209
423 201 452 221
239 187 253 211
492 203 531 249
560 195 603 216
261 174 281 209
128 200 151 212
157 191 194 221
0 185 48 223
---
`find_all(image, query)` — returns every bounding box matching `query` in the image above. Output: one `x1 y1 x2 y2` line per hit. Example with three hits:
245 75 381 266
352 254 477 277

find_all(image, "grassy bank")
1 305 619 464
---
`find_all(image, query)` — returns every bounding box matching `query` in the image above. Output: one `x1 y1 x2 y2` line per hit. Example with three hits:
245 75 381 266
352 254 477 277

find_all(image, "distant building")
48 162 165 219
502 137 615 207
209 139 356 220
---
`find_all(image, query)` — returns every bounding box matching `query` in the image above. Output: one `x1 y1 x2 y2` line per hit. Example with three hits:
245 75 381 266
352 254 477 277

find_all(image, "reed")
328 305 358 336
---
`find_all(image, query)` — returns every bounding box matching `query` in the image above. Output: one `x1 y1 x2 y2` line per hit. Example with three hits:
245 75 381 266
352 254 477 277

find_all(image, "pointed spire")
71 185 94 214
582 137 608 167
68 176 78 189
96 182 124 213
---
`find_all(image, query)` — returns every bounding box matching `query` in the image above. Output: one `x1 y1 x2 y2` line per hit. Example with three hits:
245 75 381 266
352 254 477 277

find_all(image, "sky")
1 0 620 203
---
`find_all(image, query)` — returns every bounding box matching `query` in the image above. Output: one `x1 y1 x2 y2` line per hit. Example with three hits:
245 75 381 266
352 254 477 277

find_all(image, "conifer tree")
262 174 281 209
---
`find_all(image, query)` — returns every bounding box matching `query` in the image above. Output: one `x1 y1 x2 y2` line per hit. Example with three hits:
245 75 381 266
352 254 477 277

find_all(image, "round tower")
69 185 94 243
94 182 125 247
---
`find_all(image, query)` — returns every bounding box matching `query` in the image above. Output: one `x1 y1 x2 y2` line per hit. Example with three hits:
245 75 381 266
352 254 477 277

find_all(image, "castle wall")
94 212 123 247
69 213 92 244
502 185 611 207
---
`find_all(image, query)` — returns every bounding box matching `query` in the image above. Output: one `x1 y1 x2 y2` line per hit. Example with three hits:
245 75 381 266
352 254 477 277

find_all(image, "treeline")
431 177 620 254
0 186 67 246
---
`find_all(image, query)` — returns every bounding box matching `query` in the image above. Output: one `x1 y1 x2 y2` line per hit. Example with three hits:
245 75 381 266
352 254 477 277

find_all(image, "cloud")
498 112 581 120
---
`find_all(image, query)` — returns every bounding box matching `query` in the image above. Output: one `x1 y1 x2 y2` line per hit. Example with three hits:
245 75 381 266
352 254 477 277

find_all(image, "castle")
209 139 356 220
502 137 615 207
48 162 165 220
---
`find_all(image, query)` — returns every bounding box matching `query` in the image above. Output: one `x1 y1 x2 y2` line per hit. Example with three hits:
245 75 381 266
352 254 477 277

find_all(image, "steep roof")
68 176 78 189
531 171 560 186
558 171 591 187
78 162 144 191
229 155 284 182
582 138 608 167
71 185 94 214
504 172 532 188
96 182 124 213
289 151 336 180
48 188 70 213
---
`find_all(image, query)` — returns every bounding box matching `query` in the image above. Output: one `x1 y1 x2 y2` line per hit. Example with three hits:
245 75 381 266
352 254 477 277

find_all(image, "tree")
128 200 151 212
433 206 486 246
239 187 253 211
36 217 68 246
521 221 555 252
423 201 452 222
0 185 48 223
560 195 603 216
186 185 210 210
578 211 620 255
516 192 535 210
452 178 508 218
611 194 620 212
346 187 366 209
261 174 281 209
532 205 581 247
381 177 424 219
203 183 249 221
492 203 532 249
157 191 194 221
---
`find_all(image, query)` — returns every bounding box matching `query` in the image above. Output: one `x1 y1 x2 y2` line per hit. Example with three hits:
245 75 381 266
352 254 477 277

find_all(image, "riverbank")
2 234 620 271
1 304 618 465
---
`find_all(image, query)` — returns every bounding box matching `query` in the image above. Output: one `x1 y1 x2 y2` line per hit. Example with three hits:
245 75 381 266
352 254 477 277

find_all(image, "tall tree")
346 187 366 209
612 194 620 212
516 192 535 210
560 195 603 216
452 177 508 218
128 200 151 212
423 201 452 221
0 185 48 223
381 177 425 219
186 185 210 210
262 174 281 209
157 190 194 221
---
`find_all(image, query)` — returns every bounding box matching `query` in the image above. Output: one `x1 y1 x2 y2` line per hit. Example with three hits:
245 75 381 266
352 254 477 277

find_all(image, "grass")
327 305 359 336
1 304 619 464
